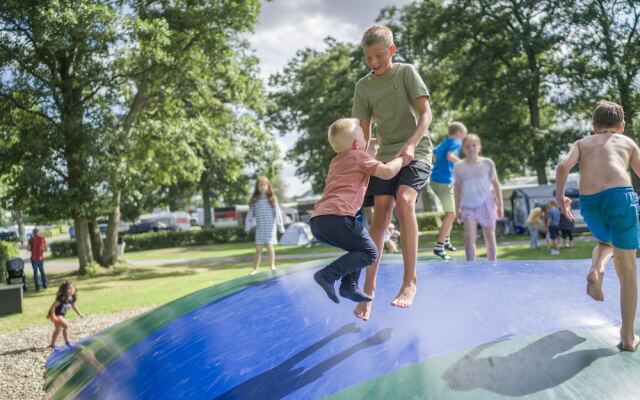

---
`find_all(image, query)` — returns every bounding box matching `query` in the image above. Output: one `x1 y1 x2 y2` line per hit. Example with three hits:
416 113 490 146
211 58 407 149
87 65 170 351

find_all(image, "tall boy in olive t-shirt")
350 24 433 321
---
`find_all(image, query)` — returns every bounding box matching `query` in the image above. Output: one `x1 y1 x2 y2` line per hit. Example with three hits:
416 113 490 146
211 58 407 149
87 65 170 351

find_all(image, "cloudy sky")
248 0 413 198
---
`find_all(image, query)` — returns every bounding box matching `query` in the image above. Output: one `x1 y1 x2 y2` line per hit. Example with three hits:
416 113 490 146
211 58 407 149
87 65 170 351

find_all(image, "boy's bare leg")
463 219 478 261
436 212 456 243
586 242 612 301
266 243 276 270
482 227 497 261
251 245 263 274
391 186 419 308
612 247 638 351
354 196 395 321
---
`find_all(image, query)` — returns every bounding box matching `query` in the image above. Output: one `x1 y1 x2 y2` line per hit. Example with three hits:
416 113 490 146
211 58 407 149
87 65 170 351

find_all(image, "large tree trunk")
103 190 121 266
74 217 94 274
88 218 105 266
15 209 25 248
201 173 213 228
525 48 547 185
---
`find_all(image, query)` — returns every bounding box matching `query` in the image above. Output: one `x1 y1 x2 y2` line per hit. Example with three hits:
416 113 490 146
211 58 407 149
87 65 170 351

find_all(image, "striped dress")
245 197 284 245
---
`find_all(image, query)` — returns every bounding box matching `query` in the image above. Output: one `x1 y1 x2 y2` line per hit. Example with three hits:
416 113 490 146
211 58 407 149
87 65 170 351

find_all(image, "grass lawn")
3 229 597 333
0 257 310 334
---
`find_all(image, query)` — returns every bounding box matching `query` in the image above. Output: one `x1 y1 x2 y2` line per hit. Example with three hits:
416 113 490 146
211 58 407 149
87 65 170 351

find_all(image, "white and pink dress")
454 158 498 228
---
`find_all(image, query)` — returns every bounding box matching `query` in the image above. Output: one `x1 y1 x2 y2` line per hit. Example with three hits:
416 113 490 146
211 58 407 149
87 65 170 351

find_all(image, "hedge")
416 211 445 231
0 241 19 285
50 227 255 258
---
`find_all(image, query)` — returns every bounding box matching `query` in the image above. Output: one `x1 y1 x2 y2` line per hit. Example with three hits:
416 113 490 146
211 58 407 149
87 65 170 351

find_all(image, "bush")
416 211 445 231
0 241 19 285
82 261 100 277
40 227 61 238
50 227 255 257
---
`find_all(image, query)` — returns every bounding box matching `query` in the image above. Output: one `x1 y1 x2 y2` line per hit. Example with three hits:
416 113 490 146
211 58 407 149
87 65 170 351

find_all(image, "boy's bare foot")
249 269 258 275
586 270 604 301
390 283 416 308
353 301 372 321
619 335 640 352
270 266 276 272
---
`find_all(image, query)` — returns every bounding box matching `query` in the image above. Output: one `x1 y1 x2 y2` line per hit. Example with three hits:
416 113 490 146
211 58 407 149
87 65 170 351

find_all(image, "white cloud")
248 0 414 198
252 14 360 80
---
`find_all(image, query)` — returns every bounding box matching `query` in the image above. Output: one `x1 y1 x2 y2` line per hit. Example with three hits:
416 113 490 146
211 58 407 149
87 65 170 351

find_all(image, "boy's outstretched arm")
374 157 404 180
555 141 580 220
446 151 461 164
397 97 432 162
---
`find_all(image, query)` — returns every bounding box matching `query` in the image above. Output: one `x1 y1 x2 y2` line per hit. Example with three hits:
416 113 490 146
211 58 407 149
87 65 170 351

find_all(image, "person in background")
559 197 575 248
28 228 47 291
245 176 285 275
526 203 543 250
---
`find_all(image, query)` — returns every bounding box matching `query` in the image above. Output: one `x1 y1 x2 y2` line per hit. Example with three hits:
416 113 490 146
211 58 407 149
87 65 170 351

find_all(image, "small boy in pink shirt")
311 118 404 303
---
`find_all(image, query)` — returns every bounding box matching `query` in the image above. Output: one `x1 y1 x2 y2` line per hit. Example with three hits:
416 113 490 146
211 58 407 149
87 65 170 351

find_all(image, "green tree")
386 0 570 183
269 38 369 193
565 1 640 138
0 1 267 271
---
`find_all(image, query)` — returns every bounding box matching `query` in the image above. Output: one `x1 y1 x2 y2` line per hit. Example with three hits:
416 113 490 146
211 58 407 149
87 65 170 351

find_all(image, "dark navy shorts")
367 160 431 198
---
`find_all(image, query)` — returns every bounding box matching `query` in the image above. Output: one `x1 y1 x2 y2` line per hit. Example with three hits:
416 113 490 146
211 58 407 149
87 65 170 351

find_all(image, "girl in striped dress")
245 176 285 275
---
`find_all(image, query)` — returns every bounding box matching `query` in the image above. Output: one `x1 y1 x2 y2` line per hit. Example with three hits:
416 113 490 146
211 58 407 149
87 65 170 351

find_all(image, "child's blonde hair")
328 118 359 153
361 24 394 48
462 133 481 147
592 100 625 130
448 121 467 136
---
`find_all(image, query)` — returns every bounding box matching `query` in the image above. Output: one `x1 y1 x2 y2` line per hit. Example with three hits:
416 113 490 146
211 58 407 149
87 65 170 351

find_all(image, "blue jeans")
310 215 378 286
31 259 47 290
528 223 539 249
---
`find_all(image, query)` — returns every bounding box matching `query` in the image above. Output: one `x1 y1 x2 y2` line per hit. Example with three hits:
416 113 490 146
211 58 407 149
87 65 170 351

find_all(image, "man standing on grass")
28 228 47 291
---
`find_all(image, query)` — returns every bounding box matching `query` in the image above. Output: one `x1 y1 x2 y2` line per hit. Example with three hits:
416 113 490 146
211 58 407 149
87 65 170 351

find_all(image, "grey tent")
280 222 314 246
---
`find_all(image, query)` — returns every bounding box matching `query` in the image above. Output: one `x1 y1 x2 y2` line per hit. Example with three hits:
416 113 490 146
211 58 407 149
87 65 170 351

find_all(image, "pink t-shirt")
313 150 382 217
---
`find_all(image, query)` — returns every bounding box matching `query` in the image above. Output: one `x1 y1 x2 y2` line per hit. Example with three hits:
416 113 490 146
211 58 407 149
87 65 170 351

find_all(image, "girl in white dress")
453 134 503 261
245 176 285 274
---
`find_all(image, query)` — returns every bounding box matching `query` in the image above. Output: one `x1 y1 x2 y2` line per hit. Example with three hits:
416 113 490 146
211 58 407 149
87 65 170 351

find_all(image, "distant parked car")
124 221 172 235
0 231 18 241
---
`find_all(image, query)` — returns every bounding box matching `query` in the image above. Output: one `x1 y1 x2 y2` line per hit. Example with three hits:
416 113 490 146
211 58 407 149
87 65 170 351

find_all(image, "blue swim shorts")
579 186 640 249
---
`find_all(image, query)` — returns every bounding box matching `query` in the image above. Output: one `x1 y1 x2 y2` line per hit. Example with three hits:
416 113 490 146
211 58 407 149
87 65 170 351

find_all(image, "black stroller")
6 257 27 291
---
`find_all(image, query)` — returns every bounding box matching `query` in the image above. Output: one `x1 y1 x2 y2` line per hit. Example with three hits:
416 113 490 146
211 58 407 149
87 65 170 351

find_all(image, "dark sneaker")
339 285 373 302
313 270 340 303
444 243 457 252
433 248 452 260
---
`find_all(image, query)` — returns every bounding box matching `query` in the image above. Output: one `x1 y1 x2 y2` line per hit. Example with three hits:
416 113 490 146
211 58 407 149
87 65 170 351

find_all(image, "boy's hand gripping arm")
374 157 404 180
397 97 432 164
555 141 580 221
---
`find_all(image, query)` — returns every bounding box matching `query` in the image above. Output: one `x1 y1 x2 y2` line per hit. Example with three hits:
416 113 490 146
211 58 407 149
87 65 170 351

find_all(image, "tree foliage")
269 38 368 193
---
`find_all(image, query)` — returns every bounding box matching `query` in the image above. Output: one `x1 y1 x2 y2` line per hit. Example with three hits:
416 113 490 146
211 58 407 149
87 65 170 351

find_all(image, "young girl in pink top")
454 134 503 261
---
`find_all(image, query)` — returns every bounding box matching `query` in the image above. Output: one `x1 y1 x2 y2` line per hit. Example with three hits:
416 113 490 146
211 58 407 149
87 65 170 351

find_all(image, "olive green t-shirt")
352 63 432 164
